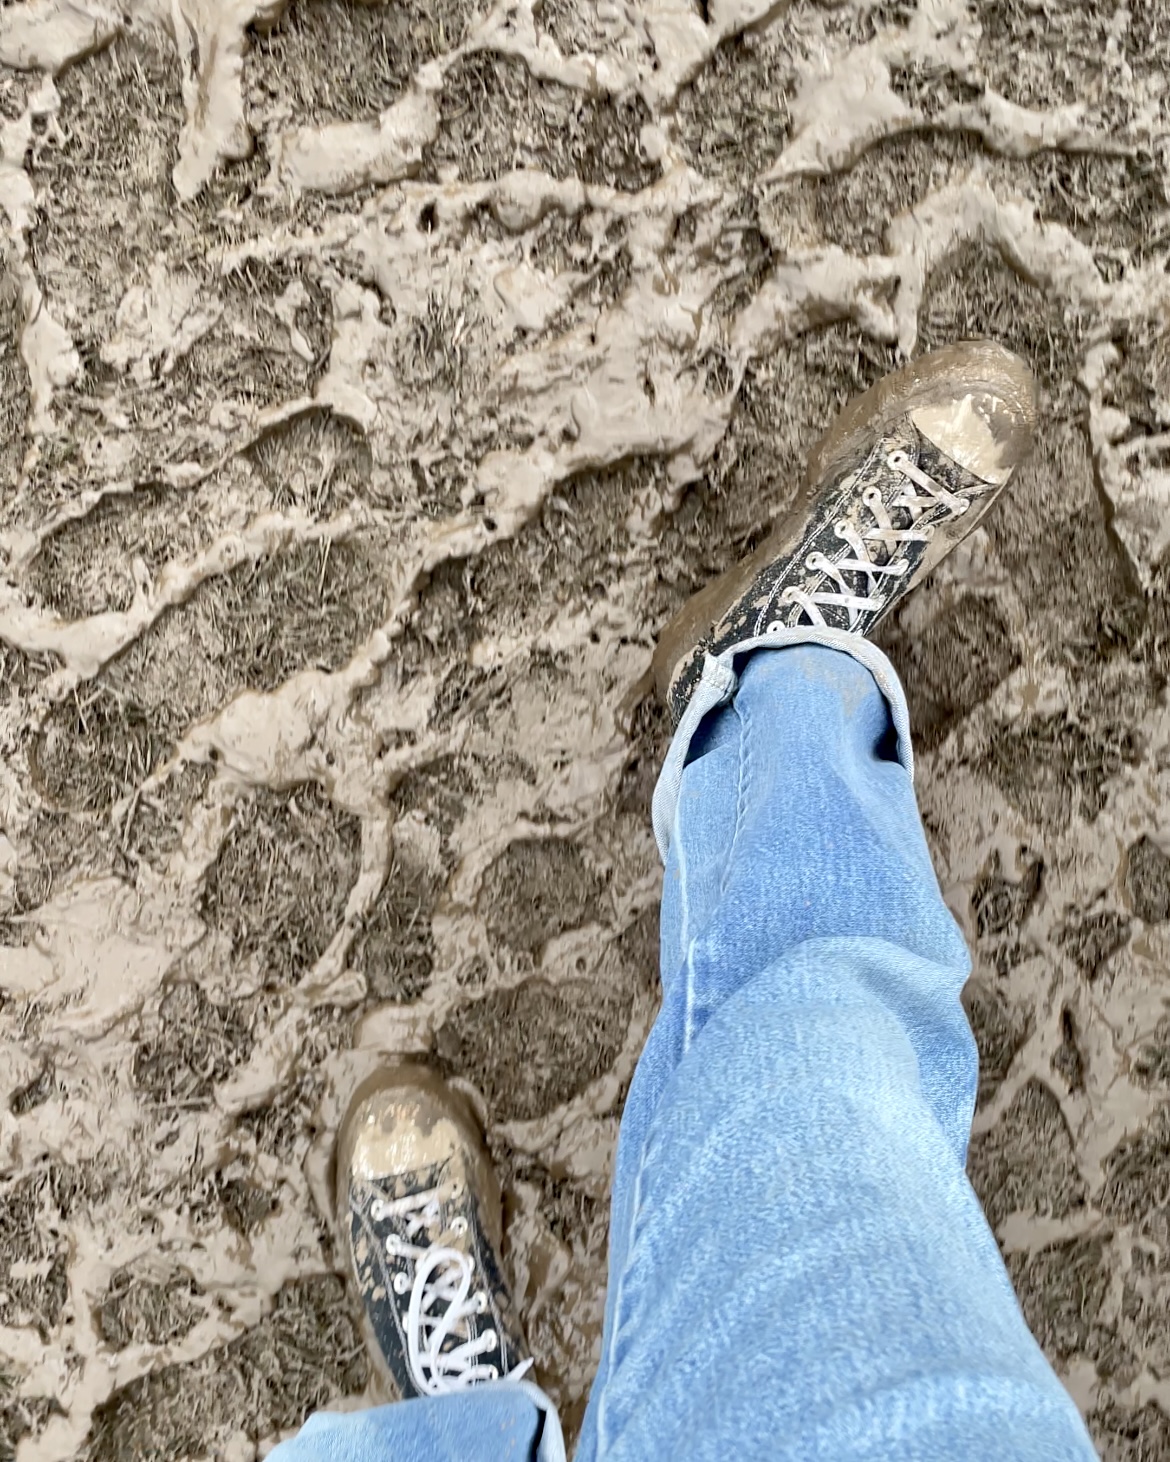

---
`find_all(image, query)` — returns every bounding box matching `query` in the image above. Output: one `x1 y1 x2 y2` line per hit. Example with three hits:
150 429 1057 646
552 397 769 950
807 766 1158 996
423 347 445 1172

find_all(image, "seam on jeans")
677 802 696 1049
683 937 698 1051
681 699 746 1054
596 1148 651 1454
720 695 750 900
676 785 691 964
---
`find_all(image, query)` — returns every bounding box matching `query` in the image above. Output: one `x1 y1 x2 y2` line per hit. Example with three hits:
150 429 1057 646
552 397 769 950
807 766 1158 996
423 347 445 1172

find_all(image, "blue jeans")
272 635 1098 1462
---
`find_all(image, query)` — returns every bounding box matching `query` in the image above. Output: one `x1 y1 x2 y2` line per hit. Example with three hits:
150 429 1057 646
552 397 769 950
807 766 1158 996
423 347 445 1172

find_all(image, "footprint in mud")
967 1077 1087 1232
28 34 331 437
170 256 332 410
876 592 1019 752
980 713 1140 831
0 1168 72 1338
248 0 474 126
976 0 1169 129
674 27 796 190
1117 1246 1170 1379
479 836 606 958
534 0 629 59
26 410 373 618
433 848 651 1123
0 1391 55 1459
1123 835 1170 924
433 975 634 1123
132 981 259 1109
201 784 362 985
390 455 669 703
95 1265 205 1351
1008 1233 1130 1383
1090 1397 1170 1461
422 54 658 190
28 33 185 336
1132 1016 1170 1088
972 850 1044 936
31 531 392 814
1099 1103 1170 1250
962 978 1034 1103
82 1276 367 1462
1057 908 1133 983
349 849 442 1004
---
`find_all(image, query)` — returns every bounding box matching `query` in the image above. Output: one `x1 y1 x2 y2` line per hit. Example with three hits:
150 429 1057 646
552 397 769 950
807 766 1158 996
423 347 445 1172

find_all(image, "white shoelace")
371 1188 533 1397
765 450 969 632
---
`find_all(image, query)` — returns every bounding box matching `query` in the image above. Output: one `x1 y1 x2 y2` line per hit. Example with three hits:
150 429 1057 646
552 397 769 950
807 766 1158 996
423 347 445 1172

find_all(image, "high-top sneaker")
337 1066 531 1399
653 340 1037 724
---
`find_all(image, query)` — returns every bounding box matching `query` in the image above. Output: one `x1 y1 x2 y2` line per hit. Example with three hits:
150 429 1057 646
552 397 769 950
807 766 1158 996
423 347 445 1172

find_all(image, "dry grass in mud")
4 0 1170 1456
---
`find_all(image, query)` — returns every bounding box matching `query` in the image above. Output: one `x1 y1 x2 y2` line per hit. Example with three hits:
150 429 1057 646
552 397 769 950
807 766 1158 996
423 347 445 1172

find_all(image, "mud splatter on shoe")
653 340 1038 725
337 1065 531 1398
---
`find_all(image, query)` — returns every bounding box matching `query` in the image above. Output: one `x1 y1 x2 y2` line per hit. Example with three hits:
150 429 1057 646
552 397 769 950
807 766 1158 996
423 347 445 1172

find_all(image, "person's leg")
574 638 1097 1461
575 341 1096 1459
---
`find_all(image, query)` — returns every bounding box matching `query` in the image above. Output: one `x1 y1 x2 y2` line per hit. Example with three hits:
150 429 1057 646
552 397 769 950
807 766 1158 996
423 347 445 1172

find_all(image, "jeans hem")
650 628 914 863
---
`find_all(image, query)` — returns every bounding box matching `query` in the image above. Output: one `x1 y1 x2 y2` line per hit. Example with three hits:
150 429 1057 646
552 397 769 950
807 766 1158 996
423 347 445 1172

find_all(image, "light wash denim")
271 634 1099 1462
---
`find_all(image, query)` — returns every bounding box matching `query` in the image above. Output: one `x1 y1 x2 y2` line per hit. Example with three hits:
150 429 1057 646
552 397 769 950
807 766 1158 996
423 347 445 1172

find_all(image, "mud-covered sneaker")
653 340 1037 724
337 1065 531 1399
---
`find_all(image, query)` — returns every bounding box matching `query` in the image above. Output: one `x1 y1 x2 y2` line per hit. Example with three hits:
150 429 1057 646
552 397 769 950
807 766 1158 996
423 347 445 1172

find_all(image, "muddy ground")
0 0 1169 1456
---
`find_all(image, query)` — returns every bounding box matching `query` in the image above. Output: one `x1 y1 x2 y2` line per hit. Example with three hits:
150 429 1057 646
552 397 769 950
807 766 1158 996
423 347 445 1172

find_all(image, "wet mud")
1 0 1170 1456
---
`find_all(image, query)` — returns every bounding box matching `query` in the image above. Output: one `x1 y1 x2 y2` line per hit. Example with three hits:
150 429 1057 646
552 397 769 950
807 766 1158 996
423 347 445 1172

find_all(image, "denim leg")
266 1381 565 1462
576 641 1097 1462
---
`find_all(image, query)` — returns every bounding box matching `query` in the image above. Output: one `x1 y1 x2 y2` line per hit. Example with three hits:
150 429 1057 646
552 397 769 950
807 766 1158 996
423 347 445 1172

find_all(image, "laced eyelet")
475 1291 489 1313
834 520 850 537
393 1271 410 1295
487 1366 499 1381
450 1216 468 1237
766 620 783 634
893 559 910 575
370 1199 388 1221
385 1235 402 1255
887 450 909 470
862 486 882 507
483 1329 498 1351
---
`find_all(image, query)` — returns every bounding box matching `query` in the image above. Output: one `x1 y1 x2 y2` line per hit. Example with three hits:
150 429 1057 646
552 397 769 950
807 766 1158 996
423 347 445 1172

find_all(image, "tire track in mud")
2 0 1170 1455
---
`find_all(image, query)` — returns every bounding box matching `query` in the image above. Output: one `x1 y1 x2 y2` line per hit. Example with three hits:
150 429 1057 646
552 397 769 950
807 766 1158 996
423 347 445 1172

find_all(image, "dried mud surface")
2 0 1170 1455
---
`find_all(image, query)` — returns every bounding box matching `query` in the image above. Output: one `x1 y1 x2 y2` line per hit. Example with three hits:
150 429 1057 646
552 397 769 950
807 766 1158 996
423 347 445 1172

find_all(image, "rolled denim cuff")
651 627 914 863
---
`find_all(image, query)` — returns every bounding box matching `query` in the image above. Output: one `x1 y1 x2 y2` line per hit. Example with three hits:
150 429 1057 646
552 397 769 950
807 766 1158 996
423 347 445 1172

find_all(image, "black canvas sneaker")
653 341 1037 725
337 1065 531 1399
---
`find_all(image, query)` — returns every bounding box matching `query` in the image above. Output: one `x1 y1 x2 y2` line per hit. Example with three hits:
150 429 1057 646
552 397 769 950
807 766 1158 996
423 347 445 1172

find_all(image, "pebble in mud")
5 0 1170 1452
